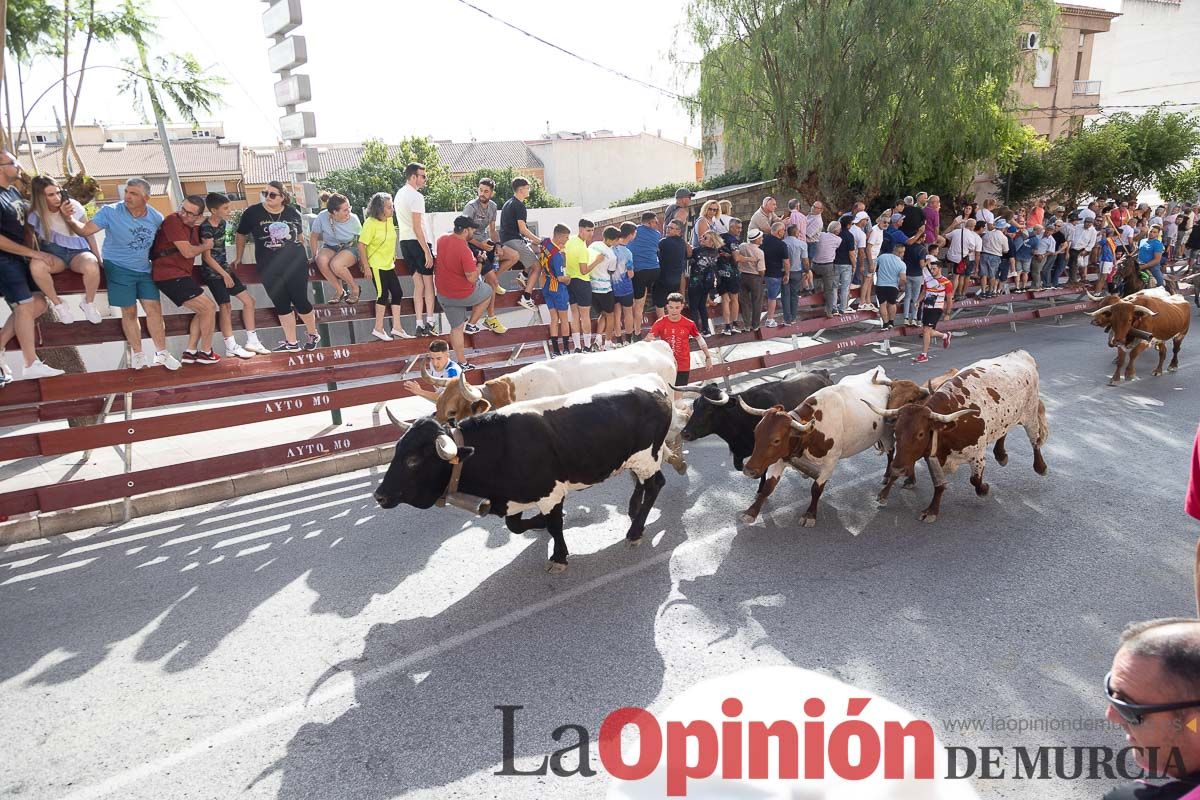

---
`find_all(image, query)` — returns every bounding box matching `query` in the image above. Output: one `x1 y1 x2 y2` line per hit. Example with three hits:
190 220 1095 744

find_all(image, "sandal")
347 287 361 305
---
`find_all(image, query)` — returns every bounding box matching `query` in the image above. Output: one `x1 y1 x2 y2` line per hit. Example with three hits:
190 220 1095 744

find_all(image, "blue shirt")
880 226 907 255
1100 238 1115 262
1138 237 1164 266
783 235 807 271
628 224 662 270
1019 234 1039 260
93 202 163 273
611 243 634 296
874 253 905 288
1012 230 1031 259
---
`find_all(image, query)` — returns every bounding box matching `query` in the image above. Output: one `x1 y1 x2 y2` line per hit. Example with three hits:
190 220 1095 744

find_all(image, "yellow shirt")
360 216 397 271
563 235 591 281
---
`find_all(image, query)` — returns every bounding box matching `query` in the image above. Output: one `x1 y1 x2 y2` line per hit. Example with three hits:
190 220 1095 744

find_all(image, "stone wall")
589 179 779 230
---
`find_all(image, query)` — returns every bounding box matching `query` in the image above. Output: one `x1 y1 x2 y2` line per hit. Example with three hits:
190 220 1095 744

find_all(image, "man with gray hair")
750 196 781 236
67 177 179 369
1103 618 1200 797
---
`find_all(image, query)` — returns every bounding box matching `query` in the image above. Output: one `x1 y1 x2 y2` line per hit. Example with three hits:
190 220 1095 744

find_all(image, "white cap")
853 211 870 224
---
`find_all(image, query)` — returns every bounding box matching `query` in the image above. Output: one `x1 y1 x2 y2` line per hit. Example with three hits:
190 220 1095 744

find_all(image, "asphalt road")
2 314 1198 800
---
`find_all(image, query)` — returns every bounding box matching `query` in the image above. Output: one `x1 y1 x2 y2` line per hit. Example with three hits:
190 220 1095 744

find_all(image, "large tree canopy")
682 0 1058 206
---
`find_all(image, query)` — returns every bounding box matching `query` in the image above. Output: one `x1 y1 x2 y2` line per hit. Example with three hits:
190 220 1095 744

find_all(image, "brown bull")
870 368 959 504
1086 287 1191 386
420 366 517 423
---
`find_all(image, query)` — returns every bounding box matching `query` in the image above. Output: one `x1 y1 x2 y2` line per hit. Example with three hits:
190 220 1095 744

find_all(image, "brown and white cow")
739 367 892 527
863 350 1049 523
1085 287 1191 386
870 368 958 503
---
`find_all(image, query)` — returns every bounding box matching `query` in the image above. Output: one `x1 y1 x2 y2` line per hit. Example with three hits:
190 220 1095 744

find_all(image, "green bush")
608 165 770 208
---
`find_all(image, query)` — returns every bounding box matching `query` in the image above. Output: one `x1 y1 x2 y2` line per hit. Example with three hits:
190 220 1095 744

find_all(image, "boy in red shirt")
915 256 953 363
646 291 712 387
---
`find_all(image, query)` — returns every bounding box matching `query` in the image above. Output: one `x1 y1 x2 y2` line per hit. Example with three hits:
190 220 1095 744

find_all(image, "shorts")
592 291 615 313
631 268 659 300
543 285 569 312
675 369 690 386
438 280 493 328
261 256 314 316
652 273 682 309
321 241 358 258
568 278 593 307
469 242 496 275
104 260 160 307
1016 259 1032 274
42 241 93 265
765 276 782 300
199 270 248 306
503 238 538 269
1101 260 1116 278
980 253 1001 278
874 285 899 304
953 259 969 276
922 306 944 329
0 255 34 305
717 272 740 294
1077 253 1091 268
613 292 633 308
401 239 432 275
155 276 205 306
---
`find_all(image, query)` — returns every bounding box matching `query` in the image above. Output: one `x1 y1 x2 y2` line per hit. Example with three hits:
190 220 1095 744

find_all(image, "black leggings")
262 251 313 315
375 268 404 307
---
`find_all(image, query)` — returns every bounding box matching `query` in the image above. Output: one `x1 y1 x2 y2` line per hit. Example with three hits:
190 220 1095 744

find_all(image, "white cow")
737 367 892 526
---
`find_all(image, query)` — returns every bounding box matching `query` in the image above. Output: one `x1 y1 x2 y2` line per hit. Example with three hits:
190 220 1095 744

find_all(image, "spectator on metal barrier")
692 200 720 247
737 226 765 331
564 218 597 351
199 193 266 358
395 163 436 337
781 223 808 324
151 194 220 365
750 196 780 236
358 191 413 342
713 199 733 235
1102 618 1200 799
851 211 875 312
1030 225 1052 291
717 217 744 335
434 215 492 370
810 220 840 318
980 219 1008 299
1071 215 1098 286
310 192 362 305
26 175 103 324
587 224 619 350
663 187 694 234
0 151 65 383
914 255 952 364
403 338 463 401
67 176 178 370
1013 221 1035 293
832 214 857 317
499 176 543 313
462 177 512 335
628 210 662 334
687 230 721 336
234 180 319 352
656 218 690 321
760 220 790 328
539 224 571 356
611 223 637 346
946 218 981 301
874 241 904 330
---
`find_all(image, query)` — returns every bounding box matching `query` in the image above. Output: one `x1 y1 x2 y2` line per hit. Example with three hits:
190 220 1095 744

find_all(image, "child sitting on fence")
199 193 268 358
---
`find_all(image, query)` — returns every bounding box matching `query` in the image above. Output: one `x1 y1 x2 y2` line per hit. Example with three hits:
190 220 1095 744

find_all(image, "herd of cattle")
373 286 1192 572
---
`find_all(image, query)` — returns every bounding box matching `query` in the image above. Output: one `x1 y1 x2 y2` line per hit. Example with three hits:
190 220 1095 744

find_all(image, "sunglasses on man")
1106 671 1200 726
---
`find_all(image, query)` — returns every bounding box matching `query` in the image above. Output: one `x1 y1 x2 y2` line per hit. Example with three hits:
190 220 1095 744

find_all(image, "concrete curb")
0 445 393 547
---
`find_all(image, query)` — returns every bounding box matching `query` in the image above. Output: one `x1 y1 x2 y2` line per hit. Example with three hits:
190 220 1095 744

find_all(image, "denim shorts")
765 276 783 300
43 241 94 265
980 253 1001 278
104 260 160 307
1016 258 1032 274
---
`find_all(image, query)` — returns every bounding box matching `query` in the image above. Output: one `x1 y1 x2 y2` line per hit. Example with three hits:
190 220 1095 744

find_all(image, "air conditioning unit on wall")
1021 31 1041 51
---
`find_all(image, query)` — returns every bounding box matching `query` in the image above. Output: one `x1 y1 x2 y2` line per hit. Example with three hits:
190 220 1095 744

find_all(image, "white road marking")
0 557 98 586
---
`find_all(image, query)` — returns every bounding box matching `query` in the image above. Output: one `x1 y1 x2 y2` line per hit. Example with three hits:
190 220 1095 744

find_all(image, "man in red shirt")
646 291 712 388
151 195 218 364
1188 423 1200 613
435 215 494 369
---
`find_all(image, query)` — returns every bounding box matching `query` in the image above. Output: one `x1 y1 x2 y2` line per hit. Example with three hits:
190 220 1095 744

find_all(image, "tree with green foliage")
1000 109 1200 206
320 138 564 215
679 0 1059 208
608 166 769 208
1156 162 1200 204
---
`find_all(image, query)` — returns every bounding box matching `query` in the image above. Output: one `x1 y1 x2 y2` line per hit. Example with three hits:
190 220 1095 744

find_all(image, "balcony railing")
1073 80 1101 96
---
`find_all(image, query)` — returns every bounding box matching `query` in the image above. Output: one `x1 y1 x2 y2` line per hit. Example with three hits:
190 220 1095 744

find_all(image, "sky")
18 0 702 147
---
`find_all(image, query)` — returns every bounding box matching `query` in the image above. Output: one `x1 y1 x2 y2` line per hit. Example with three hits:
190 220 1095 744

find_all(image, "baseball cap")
994 218 1007 228
853 211 870 224
747 228 764 242
453 215 477 232
675 188 695 199
890 213 903 222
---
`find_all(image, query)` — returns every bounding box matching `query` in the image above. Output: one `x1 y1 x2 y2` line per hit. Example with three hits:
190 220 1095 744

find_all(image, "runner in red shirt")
915 256 954 363
646 291 712 388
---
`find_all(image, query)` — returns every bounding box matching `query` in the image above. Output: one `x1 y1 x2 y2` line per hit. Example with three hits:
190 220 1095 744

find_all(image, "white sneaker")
0 363 14 386
79 302 103 324
23 359 65 379
371 328 392 342
230 344 255 359
131 350 149 370
243 339 271 355
51 302 75 324
764 318 778 328
154 350 182 371
391 327 415 339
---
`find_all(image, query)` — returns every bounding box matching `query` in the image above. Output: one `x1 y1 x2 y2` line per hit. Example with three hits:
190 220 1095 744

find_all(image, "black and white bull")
374 374 674 573
676 369 835 472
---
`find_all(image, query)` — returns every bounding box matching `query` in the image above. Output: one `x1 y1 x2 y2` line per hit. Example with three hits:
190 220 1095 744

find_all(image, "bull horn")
1085 289 1107 302
435 433 458 461
862 399 901 420
738 397 770 417
871 372 894 387
711 389 731 406
787 412 815 433
671 385 703 395
458 372 483 401
928 408 978 425
1131 306 1158 318
421 362 452 387
385 406 413 433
